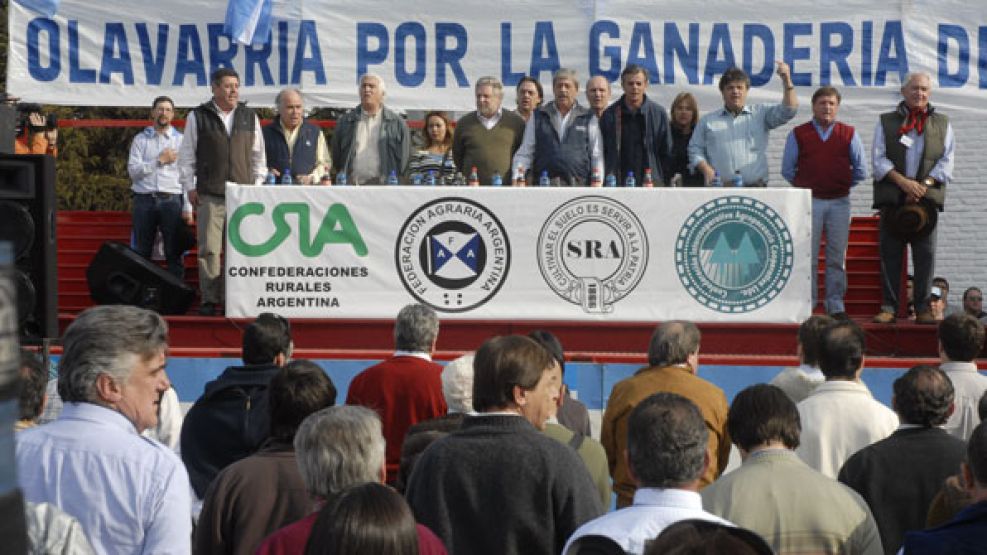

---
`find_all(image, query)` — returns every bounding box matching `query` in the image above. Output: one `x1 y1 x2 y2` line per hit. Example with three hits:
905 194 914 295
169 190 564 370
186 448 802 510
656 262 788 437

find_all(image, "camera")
15 103 57 135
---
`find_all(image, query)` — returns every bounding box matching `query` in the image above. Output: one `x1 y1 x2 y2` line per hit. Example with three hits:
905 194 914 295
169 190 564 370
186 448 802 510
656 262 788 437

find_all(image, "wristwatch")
923 177 936 188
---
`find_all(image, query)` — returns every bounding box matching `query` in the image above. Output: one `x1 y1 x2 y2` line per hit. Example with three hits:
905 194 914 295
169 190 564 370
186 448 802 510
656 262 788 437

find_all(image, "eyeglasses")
968 296 983 302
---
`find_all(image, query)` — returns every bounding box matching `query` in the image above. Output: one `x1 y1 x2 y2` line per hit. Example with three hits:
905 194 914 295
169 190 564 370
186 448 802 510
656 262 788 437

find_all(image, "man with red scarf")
872 72 954 324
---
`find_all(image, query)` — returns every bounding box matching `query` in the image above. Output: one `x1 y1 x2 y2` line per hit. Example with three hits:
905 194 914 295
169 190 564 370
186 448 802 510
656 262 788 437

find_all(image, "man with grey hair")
512 68 603 186
255 406 445 554
345 303 447 483
452 75 526 184
872 71 954 324
16 305 192 554
602 321 730 507
330 73 410 184
568 393 731 554
262 88 330 184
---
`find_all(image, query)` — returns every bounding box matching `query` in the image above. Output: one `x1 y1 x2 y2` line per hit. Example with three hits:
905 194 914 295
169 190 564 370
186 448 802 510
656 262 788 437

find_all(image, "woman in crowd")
408 111 456 184
304 482 420 555
665 92 705 187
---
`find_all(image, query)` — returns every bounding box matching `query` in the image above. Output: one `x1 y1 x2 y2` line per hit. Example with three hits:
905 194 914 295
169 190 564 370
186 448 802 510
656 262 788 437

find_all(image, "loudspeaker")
0 105 17 155
0 154 57 342
87 241 195 315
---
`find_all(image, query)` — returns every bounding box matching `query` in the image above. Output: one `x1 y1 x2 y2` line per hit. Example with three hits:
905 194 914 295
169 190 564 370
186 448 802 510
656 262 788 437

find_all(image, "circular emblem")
675 196 793 313
537 196 648 313
395 197 510 312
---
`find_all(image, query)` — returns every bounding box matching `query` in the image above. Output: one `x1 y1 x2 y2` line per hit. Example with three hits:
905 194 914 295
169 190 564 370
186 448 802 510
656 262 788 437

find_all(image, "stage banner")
6 1 987 112
225 185 812 322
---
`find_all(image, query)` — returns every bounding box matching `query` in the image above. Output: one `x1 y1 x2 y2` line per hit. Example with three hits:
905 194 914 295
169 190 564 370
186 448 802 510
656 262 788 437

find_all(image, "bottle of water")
605 173 617 187
468 166 480 186
426 170 437 186
336 171 348 186
516 166 527 187
281 169 293 185
453 172 466 186
732 170 744 188
539 170 550 187
411 173 422 186
264 170 277 185
491 173 503 187
711 171 722 187
591 167 602 187
387 170 399 185
642 168 654 188
624 171 636 188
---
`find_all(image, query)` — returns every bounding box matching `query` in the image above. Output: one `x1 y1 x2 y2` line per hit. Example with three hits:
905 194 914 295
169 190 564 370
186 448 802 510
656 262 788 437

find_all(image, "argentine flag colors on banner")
224 0 273 46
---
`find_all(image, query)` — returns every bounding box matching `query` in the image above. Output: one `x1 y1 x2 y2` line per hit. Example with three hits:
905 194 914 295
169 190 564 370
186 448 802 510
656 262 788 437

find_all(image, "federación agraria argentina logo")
395 197 510 312
675 196 794 313
538 196 648 313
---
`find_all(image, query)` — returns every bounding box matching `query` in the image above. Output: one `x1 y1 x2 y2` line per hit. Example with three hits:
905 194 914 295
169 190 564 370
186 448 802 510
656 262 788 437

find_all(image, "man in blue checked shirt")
127 95 193 279
782 87 867 321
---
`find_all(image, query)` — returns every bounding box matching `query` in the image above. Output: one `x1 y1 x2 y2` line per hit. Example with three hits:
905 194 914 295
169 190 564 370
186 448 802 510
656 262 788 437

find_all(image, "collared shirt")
177 102 267 192
511 102 603 179
781 120 868 184
128 125 191 212
477 108 503 130
564 488 732 555
280 121 332 181
16 403 192 555
351 109 382 184
872 117 955 183
939 360 987 440
689 102 798 185
393 350 433 361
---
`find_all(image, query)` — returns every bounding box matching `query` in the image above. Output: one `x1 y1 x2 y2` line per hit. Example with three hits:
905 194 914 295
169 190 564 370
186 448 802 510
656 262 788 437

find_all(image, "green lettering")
228 202 368 257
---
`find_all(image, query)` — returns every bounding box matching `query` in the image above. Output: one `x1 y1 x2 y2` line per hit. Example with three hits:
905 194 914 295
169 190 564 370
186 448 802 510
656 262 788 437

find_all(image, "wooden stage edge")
55 313 983 369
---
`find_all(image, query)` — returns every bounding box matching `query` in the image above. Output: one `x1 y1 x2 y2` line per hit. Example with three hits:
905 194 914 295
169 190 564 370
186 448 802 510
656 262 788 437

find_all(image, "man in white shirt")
566 392 731 554
796 321 898 478
128 95 193 279
938 313 987 439
16 305 192 554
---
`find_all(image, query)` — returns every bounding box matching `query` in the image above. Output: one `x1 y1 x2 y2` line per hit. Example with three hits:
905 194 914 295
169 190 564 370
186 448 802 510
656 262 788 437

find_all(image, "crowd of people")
12 302 987 554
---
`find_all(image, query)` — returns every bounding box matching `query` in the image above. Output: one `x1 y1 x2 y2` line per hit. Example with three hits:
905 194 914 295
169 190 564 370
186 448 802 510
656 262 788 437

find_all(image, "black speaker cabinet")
0 154 57 342
87 241 195 315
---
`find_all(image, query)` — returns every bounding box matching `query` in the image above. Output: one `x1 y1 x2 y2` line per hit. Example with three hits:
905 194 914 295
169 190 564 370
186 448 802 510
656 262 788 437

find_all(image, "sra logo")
228 202 368 257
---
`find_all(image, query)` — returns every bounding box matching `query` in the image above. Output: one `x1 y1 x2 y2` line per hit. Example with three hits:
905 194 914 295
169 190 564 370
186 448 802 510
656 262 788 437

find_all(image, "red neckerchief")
899 107 928 136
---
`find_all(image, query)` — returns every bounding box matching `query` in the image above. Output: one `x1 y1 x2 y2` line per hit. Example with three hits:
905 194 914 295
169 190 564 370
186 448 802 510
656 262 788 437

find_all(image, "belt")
136 192 178 200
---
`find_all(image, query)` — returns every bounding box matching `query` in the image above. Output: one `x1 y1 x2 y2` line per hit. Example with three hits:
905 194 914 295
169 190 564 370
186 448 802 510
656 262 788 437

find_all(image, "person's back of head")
647 321 701 368
294 405 386 501
242 312 293 366
727 384 801 453
892 365 954 427
938 313 985 363
529 329 566 375
798 315 835 367
565 534 626 555
268 360 337 443
441 353 474 414
472 335 556 414
627 392 708 490
644 519 773 555
303 482 419 555
965 422 987 499
394 303 439 353
817 321 866 380
18 349 48 425
979 391 987 422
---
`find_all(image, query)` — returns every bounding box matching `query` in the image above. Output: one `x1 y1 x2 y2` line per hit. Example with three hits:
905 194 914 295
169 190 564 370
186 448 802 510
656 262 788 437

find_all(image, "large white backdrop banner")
224 186 812 322
7 1 986 113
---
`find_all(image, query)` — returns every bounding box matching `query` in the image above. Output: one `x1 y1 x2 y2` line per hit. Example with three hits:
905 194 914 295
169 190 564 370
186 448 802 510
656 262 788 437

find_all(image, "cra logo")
228 202 368 257
394 197 510 312
675 196 794 313
537 196 648 313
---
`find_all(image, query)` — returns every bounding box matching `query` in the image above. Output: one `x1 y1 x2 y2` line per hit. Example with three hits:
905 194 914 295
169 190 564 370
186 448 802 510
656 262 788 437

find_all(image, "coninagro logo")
228 202 368 257
675 196 793 313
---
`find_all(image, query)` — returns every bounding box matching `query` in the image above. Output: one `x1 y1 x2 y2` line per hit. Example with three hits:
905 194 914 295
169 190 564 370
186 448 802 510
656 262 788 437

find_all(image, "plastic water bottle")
591 167 602 187
605 173 617 187
453 172 466 186
411 173 422 185
515 166 527 187
732 170 744 187
281 169 293 185
491 173 503 187
336 171 348 186
624 171 636 188
468 166 480 186
711 171 722 187
642 168 654 188
539 170 551 187
264 170 277 185
387 170 399 185
425 171 437 186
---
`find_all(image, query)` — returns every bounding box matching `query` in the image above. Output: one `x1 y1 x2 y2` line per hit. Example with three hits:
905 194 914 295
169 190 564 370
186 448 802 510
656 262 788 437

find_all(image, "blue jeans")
811 196 850 314
132 192 185 279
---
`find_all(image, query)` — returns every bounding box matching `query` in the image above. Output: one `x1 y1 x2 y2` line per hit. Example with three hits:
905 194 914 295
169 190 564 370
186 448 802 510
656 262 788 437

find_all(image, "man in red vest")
782 87 867 321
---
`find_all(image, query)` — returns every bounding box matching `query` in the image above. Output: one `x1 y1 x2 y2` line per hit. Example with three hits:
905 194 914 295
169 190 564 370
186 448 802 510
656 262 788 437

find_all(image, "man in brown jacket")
601 320 730 507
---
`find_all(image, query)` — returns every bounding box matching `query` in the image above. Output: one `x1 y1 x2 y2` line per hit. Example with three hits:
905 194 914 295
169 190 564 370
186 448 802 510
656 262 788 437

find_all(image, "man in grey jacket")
330 74 410 184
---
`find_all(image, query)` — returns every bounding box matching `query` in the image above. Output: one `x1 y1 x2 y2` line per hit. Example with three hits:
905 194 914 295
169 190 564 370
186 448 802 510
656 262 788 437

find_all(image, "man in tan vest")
871 72 954 325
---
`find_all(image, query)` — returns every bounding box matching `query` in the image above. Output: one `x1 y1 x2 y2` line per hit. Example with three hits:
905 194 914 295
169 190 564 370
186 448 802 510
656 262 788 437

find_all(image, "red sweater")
345 355 447 483
793 121 855 199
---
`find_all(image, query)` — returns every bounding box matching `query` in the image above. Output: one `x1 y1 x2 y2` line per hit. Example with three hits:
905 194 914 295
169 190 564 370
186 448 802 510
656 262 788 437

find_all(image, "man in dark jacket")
262 88 330 184
599 64 672 186
180 313 293 499
330 74 410 184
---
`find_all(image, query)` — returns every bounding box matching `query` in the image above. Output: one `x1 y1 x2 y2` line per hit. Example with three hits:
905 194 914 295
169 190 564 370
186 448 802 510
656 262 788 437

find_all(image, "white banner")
224 185 812 322
6 1 987 113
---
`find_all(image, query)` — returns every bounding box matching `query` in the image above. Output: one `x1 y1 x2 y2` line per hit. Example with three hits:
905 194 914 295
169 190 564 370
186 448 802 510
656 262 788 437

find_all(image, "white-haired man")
330 74 410 184
262 88 331 184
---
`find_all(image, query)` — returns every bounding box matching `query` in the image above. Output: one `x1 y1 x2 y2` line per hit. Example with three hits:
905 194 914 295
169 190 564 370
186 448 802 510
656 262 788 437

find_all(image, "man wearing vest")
178 68 267 316
782 87 867 320
600 64 672 186
512 68 603 186
263 88 330 184
871 72 955 325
